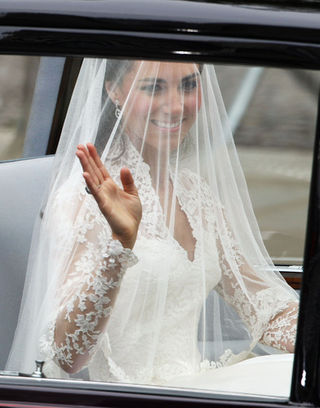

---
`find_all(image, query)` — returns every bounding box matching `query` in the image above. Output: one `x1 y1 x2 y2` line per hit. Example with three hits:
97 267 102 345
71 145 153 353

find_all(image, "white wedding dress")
40 137 298 396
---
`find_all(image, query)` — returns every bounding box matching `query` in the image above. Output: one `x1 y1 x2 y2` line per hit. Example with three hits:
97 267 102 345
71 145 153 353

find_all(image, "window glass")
0 55 40 160
0 58 310 401
217 66 319 265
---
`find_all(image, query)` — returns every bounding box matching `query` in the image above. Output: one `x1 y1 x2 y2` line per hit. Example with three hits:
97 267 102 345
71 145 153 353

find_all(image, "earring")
115 99 121 119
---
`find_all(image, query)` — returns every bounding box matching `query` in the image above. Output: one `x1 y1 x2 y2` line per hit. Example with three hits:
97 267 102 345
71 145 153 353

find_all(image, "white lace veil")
7 59 297 385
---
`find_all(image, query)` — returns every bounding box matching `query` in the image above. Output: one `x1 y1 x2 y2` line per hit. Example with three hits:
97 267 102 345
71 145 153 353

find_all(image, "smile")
151 119 183 129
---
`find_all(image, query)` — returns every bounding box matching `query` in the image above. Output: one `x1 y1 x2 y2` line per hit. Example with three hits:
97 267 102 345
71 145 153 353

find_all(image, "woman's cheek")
186 93 201 117
133 99 155 120
197 91 202 111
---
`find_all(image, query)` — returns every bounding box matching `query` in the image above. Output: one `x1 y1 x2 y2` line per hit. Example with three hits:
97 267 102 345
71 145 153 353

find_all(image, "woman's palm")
76 143 142 249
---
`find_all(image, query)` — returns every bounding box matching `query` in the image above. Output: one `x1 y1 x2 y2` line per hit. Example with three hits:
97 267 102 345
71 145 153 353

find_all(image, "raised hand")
76 143 142 250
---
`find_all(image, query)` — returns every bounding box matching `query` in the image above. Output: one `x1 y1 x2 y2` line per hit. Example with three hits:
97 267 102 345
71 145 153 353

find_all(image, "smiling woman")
7 59 298 392
106 61 201 153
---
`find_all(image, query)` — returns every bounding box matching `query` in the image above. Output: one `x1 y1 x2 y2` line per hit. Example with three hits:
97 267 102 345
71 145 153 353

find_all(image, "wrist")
112 233 136 250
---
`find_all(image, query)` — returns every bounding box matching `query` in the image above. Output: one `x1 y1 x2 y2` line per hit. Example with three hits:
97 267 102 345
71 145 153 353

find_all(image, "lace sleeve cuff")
103 239 138 275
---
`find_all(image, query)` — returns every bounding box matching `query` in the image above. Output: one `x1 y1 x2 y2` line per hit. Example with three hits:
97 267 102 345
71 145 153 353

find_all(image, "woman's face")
111 61 202 152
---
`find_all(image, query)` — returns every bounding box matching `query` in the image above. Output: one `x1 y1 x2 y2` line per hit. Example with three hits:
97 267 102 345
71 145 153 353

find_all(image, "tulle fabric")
7 59 298 386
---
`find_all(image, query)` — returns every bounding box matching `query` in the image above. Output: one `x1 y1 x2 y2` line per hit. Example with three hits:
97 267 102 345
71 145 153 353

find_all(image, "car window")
0 55 40 160
216 65 318 268
1 56 315 402
0 55 69 160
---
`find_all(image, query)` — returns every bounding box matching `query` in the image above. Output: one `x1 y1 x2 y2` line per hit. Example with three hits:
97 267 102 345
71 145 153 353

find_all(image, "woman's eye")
181 79 197 92
140 84 162 93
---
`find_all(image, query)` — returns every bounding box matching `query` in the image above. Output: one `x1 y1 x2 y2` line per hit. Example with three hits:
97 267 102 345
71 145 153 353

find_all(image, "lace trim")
40 239 137 371
200 349 234 370
214 205 298 351
261 302 298 352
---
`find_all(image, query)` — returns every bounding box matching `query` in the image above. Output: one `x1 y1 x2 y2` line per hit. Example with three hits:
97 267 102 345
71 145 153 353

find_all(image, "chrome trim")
0 375 289 403
277 265 303 275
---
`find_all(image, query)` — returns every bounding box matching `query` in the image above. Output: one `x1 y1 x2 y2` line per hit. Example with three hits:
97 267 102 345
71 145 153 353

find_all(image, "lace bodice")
41 139 298 384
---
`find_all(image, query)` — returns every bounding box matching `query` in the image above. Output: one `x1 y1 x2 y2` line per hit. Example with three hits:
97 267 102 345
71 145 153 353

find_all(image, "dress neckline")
116 136 199 264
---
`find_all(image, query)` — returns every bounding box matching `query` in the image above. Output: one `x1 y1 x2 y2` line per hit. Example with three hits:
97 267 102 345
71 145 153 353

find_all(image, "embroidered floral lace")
41 139 298 382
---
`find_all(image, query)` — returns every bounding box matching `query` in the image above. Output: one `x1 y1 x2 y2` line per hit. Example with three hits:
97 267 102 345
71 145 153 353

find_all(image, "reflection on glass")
0 56 39 161
3 59 300 398
219 66 317 264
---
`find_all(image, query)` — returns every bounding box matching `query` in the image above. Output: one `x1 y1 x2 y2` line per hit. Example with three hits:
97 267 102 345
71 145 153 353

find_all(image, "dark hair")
95 60 203 156
95 59 134 155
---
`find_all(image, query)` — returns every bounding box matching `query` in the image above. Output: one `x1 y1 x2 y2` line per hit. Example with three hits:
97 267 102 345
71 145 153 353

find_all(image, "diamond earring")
115 99 121 119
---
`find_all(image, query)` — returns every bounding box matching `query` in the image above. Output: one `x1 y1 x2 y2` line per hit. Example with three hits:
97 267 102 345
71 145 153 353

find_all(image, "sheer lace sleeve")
215 212 298 353
260 302 298 352
39 184 138 374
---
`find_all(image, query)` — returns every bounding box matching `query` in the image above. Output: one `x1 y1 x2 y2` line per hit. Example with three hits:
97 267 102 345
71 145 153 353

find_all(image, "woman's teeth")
152 120 181 129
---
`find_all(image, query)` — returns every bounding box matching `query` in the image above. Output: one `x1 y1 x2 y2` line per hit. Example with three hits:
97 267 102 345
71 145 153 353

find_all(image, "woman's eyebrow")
181 72 199 82
138 78 166 83
137 72 199 84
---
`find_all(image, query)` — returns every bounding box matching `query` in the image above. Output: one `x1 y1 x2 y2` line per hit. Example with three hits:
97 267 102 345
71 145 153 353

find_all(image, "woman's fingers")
86 143 110 180
77 144 104 185
77 147 137 199
120 167 138 196
76 146 100 185
80 152 141 249
82 172 98 194
82 145 105 185
82 171 107 208
76 148 90 175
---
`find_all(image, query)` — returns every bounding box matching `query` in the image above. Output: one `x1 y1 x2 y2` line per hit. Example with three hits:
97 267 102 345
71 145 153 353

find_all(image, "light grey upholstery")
0 156 54 369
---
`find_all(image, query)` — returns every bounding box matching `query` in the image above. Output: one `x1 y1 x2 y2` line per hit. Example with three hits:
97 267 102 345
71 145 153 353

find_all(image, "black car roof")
0 0 320 68
1 0 320 42
181 0 320 10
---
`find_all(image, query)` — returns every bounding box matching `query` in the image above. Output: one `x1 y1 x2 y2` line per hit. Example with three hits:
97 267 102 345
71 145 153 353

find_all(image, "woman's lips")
151 119 184 131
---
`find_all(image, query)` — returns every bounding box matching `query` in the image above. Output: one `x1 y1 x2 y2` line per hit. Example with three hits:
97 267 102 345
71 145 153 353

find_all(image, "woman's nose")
163 90 184 116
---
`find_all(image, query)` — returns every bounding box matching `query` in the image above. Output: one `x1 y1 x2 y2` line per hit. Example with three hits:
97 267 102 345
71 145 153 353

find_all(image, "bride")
8 59 298 392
